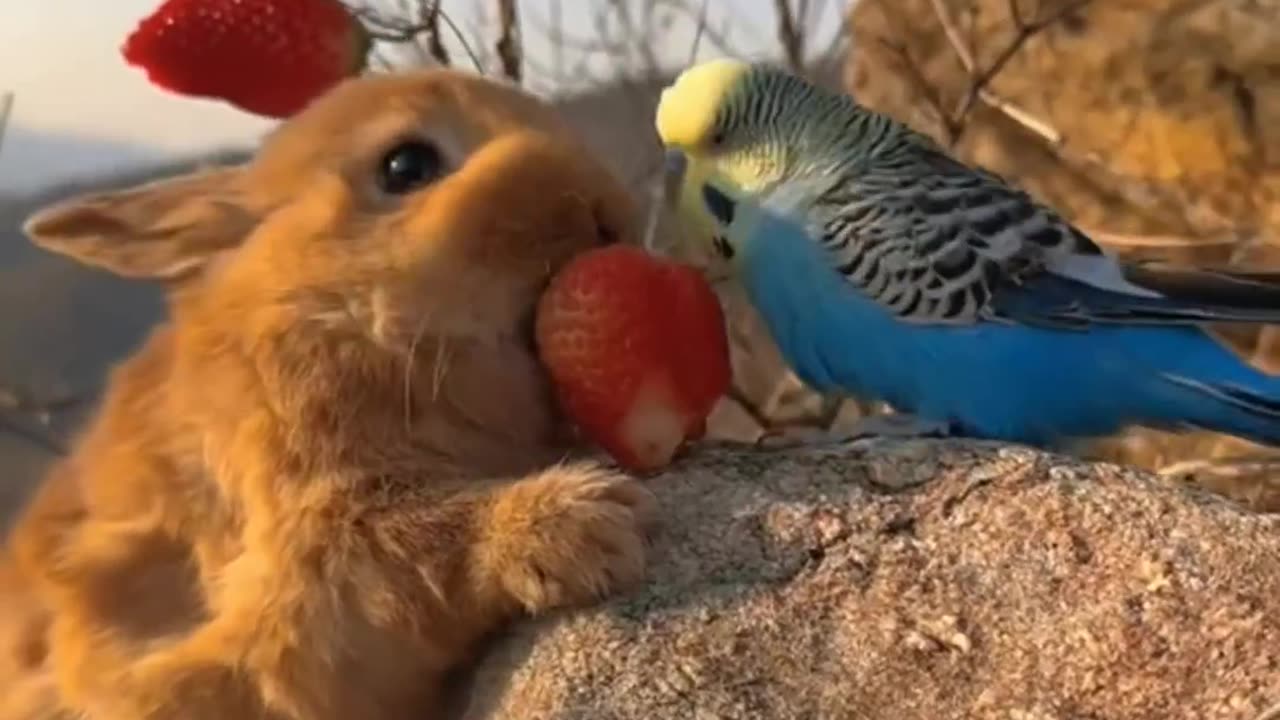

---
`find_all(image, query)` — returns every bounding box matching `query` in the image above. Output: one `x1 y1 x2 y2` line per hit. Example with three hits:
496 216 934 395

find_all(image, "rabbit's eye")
378 140 445 194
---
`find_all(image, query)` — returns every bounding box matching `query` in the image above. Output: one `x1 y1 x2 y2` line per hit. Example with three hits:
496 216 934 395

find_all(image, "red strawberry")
536 245 731 472
121 0 371 119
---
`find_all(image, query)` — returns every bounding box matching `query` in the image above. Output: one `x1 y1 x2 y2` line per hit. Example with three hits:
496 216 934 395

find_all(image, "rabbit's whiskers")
403 311 434 432
431 337 451 402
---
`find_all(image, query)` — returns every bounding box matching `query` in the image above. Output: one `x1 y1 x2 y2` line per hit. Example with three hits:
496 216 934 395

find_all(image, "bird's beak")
662 147 738 226
661 148 688 209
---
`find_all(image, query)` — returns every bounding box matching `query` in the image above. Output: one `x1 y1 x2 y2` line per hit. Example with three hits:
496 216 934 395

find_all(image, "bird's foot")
755 413 953 452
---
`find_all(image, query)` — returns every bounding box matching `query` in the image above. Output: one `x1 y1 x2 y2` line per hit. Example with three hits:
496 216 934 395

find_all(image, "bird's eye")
377 140 445 195
710 131 726 147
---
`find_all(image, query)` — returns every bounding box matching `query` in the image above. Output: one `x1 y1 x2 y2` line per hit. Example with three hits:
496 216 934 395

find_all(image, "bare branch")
654 0 754 59
686 0 712 64
1157 456 1280 480
367 45 396 71
907 1 1233 237
876 36 962 143
927 0 975 70
0 383 86 457
0 385 92 416
813 7 851 67
420 0 452 66
725 384 774 431
549 0 564 83
1082 230 1244 249
350 1 483 72
772 0 805 72
603 0 659 77
0 91 13 160
954 0 1093 120
0 411 67 457
1254 700 1280 720
926 0 1091 145
494 0 522 83
433 6 486 72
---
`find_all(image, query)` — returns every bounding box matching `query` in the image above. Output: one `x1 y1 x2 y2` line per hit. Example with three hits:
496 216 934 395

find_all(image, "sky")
0 1 845 196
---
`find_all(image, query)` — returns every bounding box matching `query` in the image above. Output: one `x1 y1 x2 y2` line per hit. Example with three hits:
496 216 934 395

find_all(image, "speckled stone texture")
452 440 1280 720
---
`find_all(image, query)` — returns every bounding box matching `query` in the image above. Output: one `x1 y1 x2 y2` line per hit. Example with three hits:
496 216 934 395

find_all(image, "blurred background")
2 0 1278 528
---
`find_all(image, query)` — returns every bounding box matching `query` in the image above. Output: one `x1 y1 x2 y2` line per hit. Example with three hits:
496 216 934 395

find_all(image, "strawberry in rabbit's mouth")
532 244 732 472
521 221 623 350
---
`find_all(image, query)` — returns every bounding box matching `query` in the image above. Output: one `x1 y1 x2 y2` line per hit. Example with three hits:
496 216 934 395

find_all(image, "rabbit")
0 67 655 720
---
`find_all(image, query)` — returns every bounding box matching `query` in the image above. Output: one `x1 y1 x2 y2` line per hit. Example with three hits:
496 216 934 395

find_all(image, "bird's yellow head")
653 58 760 272
654 57 751 152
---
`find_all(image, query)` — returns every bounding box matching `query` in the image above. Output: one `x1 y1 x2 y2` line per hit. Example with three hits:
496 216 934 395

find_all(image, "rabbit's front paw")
485 463 656 613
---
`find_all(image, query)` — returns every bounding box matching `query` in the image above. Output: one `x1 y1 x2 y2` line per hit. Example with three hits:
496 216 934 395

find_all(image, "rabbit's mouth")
516 217 622 354
516 303 540 352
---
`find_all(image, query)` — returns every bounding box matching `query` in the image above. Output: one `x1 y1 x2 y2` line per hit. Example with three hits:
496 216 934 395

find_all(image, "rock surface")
453 440 1280 720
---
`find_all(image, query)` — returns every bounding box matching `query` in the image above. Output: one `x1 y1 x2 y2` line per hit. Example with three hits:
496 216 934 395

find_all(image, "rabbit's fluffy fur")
0 68 655 720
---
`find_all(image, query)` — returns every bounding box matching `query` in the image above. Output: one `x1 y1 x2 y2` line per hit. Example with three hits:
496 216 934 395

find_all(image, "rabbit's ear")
22 165 258 281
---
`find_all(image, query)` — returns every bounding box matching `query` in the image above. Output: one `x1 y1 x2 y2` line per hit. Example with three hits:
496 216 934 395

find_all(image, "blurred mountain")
0 148 249 525
0 126 171 196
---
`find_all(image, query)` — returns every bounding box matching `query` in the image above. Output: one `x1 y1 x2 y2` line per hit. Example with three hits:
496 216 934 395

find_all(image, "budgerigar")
654 58 1280 450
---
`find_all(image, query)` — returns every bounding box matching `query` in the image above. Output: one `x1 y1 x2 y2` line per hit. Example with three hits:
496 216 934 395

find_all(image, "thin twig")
437 5 486 71
494 0 522 82
726 384 774 431
549 0 564 83
817 395 849 432
880 0 1225 238
1157 457 1280 479
421 0 452 66
0 412 67 457
772 0 805 72
0 385 92 416
353 2 483 72
1254 700 1280 720
686 0 712 64
926 0 1091 144
461 3 496 72
605 0 659 78
368 45 396 71
654 0 754 59
0 92 13 160
927 0 975 70
1084 230 1244 249
813 8 851 68
955 0 1093 120
876 36 962 143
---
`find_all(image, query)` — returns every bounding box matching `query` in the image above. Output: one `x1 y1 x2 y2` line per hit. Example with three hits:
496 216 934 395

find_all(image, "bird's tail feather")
1154 339 1280 446
1122 262 1280 324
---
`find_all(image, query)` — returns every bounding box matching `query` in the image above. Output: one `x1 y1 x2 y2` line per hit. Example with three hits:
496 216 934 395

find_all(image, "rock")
453 440 1280 720
0 154 246 530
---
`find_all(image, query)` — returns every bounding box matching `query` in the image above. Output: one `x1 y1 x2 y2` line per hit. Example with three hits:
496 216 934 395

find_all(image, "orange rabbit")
0 68 654 720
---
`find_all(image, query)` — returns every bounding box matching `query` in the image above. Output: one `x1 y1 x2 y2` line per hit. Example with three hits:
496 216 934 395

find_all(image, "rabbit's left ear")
23 165 259 281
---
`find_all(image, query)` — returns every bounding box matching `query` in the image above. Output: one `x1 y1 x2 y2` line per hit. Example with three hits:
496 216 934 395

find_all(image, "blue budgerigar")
654 58 1280 450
